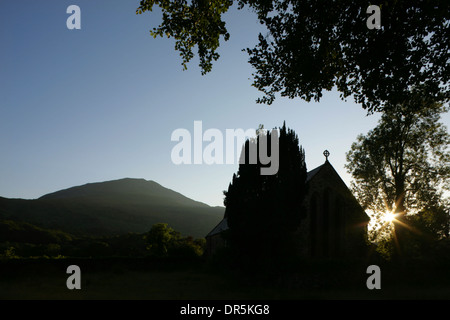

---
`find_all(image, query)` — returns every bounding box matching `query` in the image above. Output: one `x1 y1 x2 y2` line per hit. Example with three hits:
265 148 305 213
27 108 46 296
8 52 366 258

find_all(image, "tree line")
0 220 205 260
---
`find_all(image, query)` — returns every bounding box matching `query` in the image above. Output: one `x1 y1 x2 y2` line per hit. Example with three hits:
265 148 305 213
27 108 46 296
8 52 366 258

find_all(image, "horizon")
0 158 332 206
1 1 449 207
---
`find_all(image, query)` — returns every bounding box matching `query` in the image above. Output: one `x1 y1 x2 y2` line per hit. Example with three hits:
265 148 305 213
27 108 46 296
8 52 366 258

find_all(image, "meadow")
1 257 450 300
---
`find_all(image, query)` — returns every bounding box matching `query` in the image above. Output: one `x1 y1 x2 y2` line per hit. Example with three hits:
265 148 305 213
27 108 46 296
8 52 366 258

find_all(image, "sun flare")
383 211 397 223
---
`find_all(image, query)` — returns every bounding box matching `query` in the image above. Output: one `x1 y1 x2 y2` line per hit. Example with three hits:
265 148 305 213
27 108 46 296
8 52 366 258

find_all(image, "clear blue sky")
1 1 448 207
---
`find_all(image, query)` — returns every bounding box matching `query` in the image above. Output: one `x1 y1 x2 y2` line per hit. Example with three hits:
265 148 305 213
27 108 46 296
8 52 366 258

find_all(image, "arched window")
322 188 330 256
333 196 343 256
310 193 318 257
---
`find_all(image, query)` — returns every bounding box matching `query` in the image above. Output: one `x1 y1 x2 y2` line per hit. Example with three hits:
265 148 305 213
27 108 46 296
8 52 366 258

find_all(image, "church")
205 151 370 258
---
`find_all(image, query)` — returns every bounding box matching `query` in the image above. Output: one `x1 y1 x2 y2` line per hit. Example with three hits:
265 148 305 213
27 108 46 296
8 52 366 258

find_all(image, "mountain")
0 178 224 238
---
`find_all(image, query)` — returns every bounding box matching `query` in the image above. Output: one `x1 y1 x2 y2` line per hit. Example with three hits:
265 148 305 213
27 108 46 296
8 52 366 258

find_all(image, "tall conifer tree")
223 122 307 271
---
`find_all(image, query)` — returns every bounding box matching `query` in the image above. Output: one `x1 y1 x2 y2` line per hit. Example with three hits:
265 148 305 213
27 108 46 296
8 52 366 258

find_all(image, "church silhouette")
206 151 370 258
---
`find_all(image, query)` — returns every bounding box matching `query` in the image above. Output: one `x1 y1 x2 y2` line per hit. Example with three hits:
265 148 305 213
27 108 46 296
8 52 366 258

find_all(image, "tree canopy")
137 0 450 112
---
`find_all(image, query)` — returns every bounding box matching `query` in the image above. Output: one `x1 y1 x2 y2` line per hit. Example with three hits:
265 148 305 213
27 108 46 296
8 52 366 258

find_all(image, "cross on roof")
323 150 330 161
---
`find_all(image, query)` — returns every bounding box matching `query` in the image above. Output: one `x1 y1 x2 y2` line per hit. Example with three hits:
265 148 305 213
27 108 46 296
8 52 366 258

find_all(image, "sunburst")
383 211 397 223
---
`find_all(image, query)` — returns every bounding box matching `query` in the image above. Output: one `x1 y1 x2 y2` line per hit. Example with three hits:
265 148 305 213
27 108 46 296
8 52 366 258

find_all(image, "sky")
1 1 448 207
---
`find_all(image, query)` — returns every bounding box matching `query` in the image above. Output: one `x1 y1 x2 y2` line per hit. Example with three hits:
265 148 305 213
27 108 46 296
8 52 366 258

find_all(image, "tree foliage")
144 223 205 258
137 0 233 74
137 0 449 112
223 122 307 271
346 97 450 244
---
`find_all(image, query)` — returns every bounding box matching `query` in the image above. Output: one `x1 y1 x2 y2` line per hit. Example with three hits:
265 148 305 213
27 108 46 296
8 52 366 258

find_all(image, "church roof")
206 215 229 237
306 163 325 182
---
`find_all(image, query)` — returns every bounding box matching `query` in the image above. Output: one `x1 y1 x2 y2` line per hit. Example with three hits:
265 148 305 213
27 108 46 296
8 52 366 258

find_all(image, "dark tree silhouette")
137 0 449 112
223 122 307 271
346 97 450 256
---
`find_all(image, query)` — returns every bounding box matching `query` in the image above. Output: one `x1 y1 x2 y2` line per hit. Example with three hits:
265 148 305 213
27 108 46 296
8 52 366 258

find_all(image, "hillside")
0 178 224 238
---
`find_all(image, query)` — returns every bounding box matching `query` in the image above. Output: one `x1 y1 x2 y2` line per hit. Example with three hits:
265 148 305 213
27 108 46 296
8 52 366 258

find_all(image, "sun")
383 211 397 223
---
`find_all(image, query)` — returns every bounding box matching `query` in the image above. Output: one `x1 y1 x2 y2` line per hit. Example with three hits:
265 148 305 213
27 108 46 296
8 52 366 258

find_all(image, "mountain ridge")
0 178 224 238
39 178 213 208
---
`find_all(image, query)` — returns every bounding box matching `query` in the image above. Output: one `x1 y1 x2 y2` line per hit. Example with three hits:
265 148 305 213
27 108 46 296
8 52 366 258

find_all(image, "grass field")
1 257 450 300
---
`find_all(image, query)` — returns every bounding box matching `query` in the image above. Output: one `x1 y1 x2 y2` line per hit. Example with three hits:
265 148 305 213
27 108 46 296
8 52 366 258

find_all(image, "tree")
222 122 307 271
136 0 450 112
145 223 180 257
144 223 206 258
345 97 450 249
